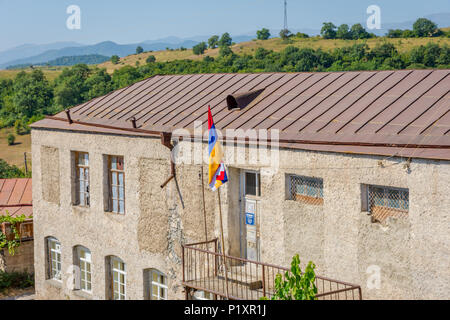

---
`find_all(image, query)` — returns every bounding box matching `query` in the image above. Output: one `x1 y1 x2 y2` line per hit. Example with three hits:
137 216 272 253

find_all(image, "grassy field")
0 128 31 169
0 67 64 81
98 35 450 72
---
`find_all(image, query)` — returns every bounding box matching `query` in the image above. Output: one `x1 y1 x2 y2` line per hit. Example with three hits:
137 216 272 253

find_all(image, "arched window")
145 269 167 300
107 256 126 300
46 237 61 281
74 246 92 293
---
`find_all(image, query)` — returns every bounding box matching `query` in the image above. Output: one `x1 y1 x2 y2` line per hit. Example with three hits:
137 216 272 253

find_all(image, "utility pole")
284 0 288 30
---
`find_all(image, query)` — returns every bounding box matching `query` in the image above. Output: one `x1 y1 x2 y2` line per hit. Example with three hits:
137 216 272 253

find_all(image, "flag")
208 106 228 191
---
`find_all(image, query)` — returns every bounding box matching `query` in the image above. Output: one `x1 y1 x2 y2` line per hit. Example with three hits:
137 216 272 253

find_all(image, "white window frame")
150 269 168 300
77 246 92 293
111 257 126 300
48 238 62 281
75 152 90 207
192 290 213 300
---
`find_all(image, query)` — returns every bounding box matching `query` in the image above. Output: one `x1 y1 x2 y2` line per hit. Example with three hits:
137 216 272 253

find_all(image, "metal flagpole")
201 166 208 243
217 187 230 299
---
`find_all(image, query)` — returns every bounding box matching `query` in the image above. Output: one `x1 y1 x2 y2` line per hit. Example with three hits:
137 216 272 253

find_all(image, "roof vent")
226 88 265 111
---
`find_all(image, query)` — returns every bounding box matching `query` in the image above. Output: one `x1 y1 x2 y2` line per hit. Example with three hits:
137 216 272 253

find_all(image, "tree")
257 28 271 40
7 133 15 146
295 32 309 39
192 42 207 55
350 23 370 39
111 55 120 65
84 69 113 100
279 29 292 40
136 46 144 54
263 254 317 300
219 45 233 57
208 35 219 49
54 64 91 108
386 29 403 38
336 24 352 40
146 55 156 63
12 69 53 118
320 22 337 39
219 32 232 47
112 66 141 89
413 18 439 37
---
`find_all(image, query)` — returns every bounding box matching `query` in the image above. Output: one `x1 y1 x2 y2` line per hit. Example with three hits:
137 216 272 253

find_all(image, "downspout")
160 131 185 209
160 132 175 188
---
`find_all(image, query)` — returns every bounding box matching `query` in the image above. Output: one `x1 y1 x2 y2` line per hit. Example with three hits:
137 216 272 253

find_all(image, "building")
0 178 33 273
31 70 450 300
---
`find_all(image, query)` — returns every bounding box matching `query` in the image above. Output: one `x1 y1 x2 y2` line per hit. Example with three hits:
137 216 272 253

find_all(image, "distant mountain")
2 12 448 69
6 54 110 69
0 42 83 66
1 40 199 69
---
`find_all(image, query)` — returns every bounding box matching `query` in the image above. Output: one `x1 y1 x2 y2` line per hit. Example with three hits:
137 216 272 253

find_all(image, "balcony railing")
182 239 362 300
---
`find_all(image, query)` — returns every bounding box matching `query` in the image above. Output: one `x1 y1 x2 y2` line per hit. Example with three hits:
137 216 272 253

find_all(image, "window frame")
287 174 324 205
76 246 92 293
47 237 62 282
149 269 168 300
108 156 125 214
74 152 90 207
111 257 126 300
367 185 409 212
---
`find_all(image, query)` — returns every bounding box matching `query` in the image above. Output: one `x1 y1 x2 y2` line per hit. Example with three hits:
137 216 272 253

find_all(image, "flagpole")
217 187 230 300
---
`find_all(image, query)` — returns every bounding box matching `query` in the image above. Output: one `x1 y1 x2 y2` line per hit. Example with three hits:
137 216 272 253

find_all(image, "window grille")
367 185 409 223
288 175 323 205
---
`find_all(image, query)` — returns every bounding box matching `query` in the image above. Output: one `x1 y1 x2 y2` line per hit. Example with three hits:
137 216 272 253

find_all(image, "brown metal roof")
0 178 32 217
32 70 450 160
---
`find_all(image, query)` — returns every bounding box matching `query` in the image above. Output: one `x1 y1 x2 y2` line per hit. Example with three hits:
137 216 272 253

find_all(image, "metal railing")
182 239 362 300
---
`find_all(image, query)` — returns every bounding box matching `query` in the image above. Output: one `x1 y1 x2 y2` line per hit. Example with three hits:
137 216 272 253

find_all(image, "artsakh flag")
208 106 228 191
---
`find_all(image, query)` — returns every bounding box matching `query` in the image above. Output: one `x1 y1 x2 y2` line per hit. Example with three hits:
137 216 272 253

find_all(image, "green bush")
0 271 34 292
0 159 28 178
263 254 318 300
7 133 15 146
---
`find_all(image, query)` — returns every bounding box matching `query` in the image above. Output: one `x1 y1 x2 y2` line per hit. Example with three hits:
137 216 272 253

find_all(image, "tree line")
0 41 448 135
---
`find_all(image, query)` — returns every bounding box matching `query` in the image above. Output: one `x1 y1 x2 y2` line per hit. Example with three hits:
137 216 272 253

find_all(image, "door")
240 170 261 261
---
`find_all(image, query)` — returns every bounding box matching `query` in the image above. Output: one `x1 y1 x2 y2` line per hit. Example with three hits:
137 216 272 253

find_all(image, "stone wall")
32 128 450 300
0 241 34 273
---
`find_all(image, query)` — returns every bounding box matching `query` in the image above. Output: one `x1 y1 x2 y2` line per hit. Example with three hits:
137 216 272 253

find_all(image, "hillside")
98 35 450 72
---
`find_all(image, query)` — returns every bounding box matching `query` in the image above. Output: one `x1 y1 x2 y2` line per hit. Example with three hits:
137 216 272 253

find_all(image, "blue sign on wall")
245 212 255 226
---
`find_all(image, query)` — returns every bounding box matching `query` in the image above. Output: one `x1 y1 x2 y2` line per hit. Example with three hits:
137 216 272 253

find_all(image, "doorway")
240 170 261 261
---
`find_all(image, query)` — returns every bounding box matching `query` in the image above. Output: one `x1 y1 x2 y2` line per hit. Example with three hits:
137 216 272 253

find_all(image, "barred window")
75 152 90 206
108 156 125 214
288 175 323 205
364 185 409 223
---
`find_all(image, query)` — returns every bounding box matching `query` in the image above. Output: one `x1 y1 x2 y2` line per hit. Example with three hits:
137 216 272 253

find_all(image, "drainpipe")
160 132 175 188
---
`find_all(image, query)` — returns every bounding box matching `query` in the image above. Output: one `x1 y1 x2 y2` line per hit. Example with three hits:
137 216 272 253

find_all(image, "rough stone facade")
0 241 34 273
32 128 450 300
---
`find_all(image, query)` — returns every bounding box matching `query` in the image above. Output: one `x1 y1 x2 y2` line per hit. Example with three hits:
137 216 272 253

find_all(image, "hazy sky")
0 0 449 51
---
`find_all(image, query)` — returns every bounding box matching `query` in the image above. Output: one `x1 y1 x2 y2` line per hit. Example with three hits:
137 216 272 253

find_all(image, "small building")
31 70 449 300
0 178 34 273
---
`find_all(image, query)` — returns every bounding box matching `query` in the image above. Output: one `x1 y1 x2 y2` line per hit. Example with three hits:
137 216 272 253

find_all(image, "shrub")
146 55 156 63
0 271 34 292
263 254 317 300
111 55 120 65
7 133 15 146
